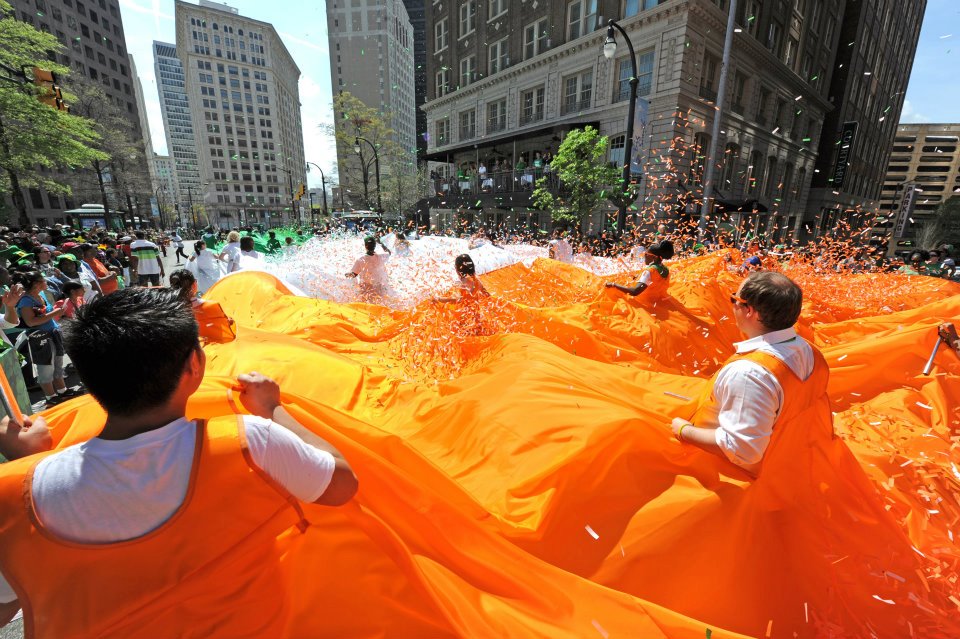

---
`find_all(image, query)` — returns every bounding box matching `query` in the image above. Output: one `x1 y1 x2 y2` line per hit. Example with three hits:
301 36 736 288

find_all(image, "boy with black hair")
345 236 391 300
0 288 357 634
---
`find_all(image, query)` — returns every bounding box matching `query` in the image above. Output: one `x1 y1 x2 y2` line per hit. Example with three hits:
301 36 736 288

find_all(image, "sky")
901 0 960 124
117 0 959 189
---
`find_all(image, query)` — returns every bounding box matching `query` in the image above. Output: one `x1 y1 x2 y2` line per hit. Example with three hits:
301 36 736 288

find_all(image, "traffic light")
32 68 69 112
294 183 306 201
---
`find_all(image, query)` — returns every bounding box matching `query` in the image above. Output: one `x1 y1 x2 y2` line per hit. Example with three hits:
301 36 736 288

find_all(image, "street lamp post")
306 161 330 222
603 20 639 236
187 186 196 231
353 136 382 213
155 186 167 230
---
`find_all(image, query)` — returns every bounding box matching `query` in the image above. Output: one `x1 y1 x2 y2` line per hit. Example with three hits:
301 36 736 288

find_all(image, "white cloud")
278 31 329 54
901 99 931 123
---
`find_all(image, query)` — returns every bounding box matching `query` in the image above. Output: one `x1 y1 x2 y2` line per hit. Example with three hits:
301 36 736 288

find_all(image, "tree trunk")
0 116 31 228
93 159 114 230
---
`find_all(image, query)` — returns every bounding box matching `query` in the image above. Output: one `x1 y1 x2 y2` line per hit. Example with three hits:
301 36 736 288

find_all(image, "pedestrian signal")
32 68 69 112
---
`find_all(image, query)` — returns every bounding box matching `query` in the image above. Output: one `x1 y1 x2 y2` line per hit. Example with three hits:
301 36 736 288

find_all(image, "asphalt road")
2 242 198 637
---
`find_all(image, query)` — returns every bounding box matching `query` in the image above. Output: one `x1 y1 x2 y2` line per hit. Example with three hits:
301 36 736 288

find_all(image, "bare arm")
605 281 647 296
670 417 723 457
20 303 63 327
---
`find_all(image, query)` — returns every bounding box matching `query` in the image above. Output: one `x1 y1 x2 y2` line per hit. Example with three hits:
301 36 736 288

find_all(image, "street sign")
893 183 918 238
829 121 858 189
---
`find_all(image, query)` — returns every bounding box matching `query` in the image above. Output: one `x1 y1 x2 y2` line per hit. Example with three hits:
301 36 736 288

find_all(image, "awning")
424 120 601 162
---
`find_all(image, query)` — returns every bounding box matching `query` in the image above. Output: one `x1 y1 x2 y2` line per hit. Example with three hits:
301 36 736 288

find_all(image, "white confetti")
592 619 609 638
872 595 895 605
663 391 692 401
585 525 600 540
915 402 933 410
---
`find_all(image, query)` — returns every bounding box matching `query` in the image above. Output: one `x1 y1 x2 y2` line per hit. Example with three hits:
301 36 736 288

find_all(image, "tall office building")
4 0 151 225
151 153 179 225
402 0 428 160
807 0 926 241
154 40 204 219
326 0 416 200
174 0 307 228
130 55 159 200
421 0 843 236
878 122 960 253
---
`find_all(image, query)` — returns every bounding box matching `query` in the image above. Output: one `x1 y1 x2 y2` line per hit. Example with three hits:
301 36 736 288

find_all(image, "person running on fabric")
0 288 357 634
187 240 221 294
219 231 242 273
265 231 283 255
169 268 236 344
604 240 674 298
669 272 813 476
433 254 490 303
345 236 391 300
239 236 261 260
547 229 573 263
129 232 165 287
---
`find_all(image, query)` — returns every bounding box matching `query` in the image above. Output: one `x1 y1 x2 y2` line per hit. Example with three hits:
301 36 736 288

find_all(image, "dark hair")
268 231 276 238
239 236 255 252
194 240 205 254
454 254 475 277
62 281 84 296
79 243 96 256
135 231 146 239
647 240 674 260
13 270 45 290
364 236 377 252
64 288 199 415
910 250 929 263
739 272 803 331
168 268 196 302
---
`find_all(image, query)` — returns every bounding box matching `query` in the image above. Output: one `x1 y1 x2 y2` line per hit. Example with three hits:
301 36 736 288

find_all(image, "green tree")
63 77 151 229
0 0 106 226
532 126 619 228
379 143 427 223
322 91 407 212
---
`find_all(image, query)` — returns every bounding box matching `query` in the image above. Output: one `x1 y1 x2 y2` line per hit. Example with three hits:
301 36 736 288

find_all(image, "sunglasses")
730 294 749 306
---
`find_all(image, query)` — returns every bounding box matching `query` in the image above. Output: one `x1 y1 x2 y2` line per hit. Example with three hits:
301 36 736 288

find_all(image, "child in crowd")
54 282 86 320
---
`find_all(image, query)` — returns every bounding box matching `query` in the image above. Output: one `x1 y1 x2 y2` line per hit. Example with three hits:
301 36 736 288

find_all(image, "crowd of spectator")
431 150 558 195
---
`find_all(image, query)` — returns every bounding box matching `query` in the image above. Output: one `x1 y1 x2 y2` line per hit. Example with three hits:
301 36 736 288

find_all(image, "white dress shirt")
698 327 814 474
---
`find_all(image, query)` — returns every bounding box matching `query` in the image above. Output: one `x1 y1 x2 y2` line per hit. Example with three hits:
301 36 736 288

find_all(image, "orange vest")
194 299 237 343
0 417 308 639
643 264 669 301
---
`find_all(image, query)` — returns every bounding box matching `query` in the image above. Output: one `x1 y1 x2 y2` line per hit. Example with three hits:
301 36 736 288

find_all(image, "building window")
731 72 747 114
523 18 549 59
434 18 448 52
520 86 545 125
764 156 778 197
459 109 476 139
614 49 654 102
436 118 450 145
721 143 741 192
624 0 663 17
487 98 507 133
747 150 764 194
567 0 598 40
699 52 719 101
609 134 626 168
691 133 710 186
767 20 783 56
488 0 506 20
562 69 592 114
756 86 771 126
489 37 508 74
29 188 45 209
436 68 450 97
459 1 477 38
459 55 476 86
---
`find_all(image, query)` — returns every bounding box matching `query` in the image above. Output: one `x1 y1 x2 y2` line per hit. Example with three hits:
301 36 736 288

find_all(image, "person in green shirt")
897 251 926 276
265 231 283 254
202 227 219 250
925 249 945 278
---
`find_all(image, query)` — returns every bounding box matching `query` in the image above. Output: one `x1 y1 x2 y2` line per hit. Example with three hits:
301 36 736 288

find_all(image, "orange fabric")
5 251 960 637
643 263 670 301
0 417 305 638
194 299 237 344
87 258 117 295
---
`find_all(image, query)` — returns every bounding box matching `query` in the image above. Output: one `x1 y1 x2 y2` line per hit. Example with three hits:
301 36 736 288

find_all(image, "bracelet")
677 423 691 442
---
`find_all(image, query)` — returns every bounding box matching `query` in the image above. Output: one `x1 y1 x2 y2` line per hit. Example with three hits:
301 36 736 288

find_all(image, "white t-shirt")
548 238 573 263
171 234 184 248
699 328 814 474
350 253 389 288
220 242 241 273
0 416 335 603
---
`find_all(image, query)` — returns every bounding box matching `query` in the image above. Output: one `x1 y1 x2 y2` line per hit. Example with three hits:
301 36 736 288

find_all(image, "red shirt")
86 258 117 295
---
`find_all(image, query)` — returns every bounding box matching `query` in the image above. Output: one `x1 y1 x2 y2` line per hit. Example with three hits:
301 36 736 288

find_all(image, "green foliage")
531 126 620 228
0 1 107 204
918 195 960 249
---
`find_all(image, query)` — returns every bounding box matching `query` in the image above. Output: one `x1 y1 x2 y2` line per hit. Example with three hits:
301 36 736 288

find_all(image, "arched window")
747 150 764 195
721 143 741 194
764 156 778 198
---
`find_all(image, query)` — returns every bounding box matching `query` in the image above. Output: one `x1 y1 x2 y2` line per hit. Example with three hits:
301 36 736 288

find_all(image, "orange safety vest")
643 263 669 301
194 299 237 344
0 417 308 639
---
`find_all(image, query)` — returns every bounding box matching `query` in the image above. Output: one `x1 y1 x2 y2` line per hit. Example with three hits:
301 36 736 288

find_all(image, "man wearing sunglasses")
670 271 813 476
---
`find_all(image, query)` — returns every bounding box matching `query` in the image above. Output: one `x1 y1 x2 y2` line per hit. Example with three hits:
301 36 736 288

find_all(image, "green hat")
0 247 21 259
16 258 34 267
56 253 78 263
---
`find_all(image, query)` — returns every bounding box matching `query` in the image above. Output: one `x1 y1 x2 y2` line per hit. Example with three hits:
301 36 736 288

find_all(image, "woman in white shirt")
186 240 221 294
218 231 242 273
239 236 261 260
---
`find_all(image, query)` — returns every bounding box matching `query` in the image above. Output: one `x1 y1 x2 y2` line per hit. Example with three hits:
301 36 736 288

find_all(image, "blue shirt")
17 293 58 332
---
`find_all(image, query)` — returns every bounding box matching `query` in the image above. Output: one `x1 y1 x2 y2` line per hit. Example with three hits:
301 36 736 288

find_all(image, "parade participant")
239 236 261 260
925 249 945 278
669 272 811 475
604 240 673 300
187 240 221 294
283 236 297 257
170 231 187 264
547 229 573 263
129 232 165 287
13 271 71 408
80 243 118 295
898 251 927 275
938 323 960 358
433 254 490 303
0 289 357 635
54 254 95 302
265 231 282 254
219 230 242 273
939 248 956 279
345 236 391 300
0 281 25 348
394 231 412 257
169 268 236 343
